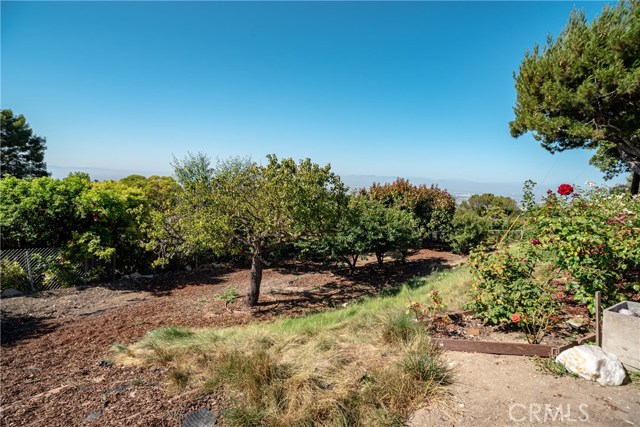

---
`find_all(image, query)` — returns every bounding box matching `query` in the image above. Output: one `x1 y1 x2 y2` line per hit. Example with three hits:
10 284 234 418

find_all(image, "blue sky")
1 1 624 193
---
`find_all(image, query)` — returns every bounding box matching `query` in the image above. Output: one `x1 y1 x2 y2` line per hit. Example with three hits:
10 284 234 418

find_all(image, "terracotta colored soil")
0 249 462 426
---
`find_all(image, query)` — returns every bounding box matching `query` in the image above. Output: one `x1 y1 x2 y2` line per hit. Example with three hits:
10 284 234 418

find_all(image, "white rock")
130 272 142 280
185 265 192 271
556 345 626 386
1 288 24 298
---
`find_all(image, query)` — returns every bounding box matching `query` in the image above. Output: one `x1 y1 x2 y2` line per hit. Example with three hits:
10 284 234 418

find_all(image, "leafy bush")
0 173 167 283
468 248 558 330
363 198 421 265
0 173 91 249
0 259 29 291
447 210 490 254
41 255 83 288
308 195 421 271
529 184 640 310
405 290 451 335
316 195 375 272
447 193 522 254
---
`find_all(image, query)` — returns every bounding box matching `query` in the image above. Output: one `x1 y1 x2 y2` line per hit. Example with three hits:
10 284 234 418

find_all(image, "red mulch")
1 249 463 426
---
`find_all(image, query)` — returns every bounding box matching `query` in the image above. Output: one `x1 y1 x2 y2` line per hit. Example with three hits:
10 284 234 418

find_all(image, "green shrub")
529 184 640 311
42 256 82 288
367 178 456 244
468 248 558 325
447 193 522 254
0 259 29 291
447 210 490 254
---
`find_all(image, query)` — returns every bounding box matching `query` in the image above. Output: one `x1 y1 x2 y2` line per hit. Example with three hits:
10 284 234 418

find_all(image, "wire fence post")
24 249 35 292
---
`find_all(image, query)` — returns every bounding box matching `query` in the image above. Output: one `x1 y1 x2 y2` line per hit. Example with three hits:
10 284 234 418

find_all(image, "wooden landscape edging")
435 309 597 358
433 333 596 358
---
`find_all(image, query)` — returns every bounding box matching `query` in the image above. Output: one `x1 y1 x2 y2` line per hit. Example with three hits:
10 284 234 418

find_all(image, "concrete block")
602 301 640 371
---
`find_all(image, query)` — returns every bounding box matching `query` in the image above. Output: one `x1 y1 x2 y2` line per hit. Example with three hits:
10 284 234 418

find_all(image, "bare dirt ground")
409 352 640 427
0 249 461 427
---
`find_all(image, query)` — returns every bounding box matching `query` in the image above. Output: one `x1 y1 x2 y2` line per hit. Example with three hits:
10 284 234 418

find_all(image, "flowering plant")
528 184 640 311
406 290 451 334
468 247 559 328
557 184 574 196
512 310 553 344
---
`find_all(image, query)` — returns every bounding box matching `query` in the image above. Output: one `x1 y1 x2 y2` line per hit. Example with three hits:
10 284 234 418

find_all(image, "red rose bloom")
511 313 521 323
557 184 574 196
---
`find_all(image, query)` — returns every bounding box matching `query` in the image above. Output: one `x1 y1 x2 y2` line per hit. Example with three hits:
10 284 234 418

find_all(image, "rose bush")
468 247 559 326
529 185 640 311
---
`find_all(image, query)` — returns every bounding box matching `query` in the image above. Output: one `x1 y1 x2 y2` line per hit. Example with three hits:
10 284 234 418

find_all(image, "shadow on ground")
257 252 454 316
0 313 58 346
98 268 231 297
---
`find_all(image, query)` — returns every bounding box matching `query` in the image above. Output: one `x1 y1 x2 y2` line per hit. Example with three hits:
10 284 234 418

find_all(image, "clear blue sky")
1 1 624 192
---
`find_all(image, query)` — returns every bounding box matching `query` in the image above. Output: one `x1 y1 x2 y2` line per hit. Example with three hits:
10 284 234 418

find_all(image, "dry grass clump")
119 268 468 426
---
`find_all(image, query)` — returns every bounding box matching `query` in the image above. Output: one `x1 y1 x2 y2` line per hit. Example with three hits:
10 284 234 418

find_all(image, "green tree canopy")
366 178 455 243
448 194 522 254
171 154 348 306
510 0 640 193
323 195 420 273
1 109 49 178
360 197 420 266
0 174 90 248
458 193 521 219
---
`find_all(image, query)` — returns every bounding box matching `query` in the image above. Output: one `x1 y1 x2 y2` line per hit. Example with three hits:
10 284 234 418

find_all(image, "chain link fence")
0 248 86 292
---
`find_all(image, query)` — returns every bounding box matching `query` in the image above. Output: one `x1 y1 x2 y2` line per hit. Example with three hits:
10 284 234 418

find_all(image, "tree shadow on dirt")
256 254 456 317
0 313 58 346
80 268 231 297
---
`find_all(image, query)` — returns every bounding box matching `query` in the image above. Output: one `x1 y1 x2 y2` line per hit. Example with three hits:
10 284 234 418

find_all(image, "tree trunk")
246 251 264 307
375 251 384 266
348 254 358 275
632 171 639 196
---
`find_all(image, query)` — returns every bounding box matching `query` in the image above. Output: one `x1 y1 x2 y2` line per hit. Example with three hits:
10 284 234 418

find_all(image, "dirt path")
1 249 461 426
408 351 640 427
